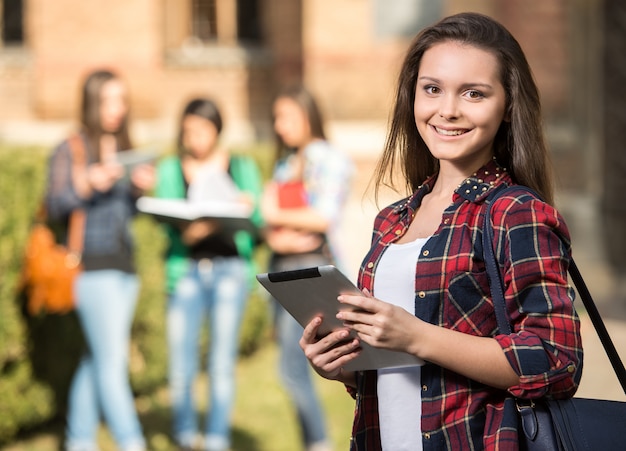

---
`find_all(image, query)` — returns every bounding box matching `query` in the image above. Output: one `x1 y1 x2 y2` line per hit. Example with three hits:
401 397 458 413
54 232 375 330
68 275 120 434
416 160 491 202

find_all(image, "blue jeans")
66 270 145 451
167 257 248 451
270 253 331 447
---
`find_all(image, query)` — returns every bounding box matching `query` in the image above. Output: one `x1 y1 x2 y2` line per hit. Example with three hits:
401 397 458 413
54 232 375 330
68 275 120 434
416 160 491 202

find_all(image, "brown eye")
466 90 484 99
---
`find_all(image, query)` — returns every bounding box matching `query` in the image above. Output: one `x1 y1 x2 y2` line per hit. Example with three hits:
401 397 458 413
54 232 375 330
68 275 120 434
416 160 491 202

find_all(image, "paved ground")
338 157 626 402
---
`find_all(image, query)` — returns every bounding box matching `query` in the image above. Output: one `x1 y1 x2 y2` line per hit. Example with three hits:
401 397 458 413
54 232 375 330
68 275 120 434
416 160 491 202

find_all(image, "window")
165 0 261 48
192 0 218 41
237 0 261 43
164 0 265 66
1 0 24 46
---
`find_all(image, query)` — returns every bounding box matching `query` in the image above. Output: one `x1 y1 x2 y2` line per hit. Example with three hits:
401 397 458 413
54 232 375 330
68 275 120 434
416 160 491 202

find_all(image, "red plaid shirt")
349 160 582 450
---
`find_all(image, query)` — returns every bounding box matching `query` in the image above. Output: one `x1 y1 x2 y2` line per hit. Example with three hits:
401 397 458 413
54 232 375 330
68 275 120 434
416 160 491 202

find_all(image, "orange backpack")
19 135 86 315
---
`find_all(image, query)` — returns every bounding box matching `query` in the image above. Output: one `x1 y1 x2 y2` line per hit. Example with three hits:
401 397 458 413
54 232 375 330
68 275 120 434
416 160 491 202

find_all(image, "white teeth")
434 127 466 136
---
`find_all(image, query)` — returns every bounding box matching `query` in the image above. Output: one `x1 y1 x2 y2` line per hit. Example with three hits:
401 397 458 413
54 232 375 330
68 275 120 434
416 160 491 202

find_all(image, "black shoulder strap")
483 185 626 393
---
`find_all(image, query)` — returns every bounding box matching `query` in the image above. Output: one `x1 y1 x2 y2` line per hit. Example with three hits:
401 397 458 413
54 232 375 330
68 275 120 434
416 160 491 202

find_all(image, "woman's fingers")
300 316 355 352
131 163 155 191
306 336 362 379
309 343 361 376
301 316 323 344
338 292 378 311
336 293 381 326
300 316 362 379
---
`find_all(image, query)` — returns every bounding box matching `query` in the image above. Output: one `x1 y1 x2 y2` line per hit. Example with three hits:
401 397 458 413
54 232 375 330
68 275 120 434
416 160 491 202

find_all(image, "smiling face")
414 40 507 172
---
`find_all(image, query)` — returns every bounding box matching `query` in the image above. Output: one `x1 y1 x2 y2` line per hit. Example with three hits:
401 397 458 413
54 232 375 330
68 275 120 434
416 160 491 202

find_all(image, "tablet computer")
256 265 423 371
116 147 159 168
116 148 160 181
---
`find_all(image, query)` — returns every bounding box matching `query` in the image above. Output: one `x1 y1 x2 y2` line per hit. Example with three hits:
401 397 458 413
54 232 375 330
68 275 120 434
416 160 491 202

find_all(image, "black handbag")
483 185 626 450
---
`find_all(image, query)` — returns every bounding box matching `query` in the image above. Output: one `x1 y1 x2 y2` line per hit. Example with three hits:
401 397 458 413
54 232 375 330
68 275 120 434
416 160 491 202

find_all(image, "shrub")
0 145 57 441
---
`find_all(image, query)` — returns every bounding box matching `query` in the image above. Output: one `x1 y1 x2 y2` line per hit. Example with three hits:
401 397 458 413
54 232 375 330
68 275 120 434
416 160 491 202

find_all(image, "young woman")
155 98 263 451
46 69 154 451
262 85 354 451
299 13 583 450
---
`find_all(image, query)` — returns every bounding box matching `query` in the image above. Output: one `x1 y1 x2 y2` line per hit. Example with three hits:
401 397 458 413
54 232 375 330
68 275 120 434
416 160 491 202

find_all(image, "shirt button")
443 218 450 224
567 364 576 373
418 291 426 298
367 262 374 269
422 250 429 257
395 229 402 235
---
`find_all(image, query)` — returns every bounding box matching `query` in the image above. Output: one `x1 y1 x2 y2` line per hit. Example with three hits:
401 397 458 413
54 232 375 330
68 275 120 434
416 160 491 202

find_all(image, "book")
136 196 255 233
256 265 424 371
277 181 307 208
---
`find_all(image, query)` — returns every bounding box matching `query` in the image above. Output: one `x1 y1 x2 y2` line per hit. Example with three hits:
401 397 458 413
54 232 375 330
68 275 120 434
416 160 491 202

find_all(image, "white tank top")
374 237 429 451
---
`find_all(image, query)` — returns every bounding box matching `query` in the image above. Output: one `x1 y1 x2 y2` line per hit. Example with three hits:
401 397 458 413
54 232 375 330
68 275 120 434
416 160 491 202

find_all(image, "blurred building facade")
3 0 625 291
0 0 613 191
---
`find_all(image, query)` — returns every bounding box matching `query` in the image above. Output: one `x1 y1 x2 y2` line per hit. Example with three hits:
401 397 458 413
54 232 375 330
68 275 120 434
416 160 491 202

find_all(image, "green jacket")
155 154 264 293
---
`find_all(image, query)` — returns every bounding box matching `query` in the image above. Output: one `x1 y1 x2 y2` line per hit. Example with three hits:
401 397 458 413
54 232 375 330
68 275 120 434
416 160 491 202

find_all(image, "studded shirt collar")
392 159 511 216
455 159 509 202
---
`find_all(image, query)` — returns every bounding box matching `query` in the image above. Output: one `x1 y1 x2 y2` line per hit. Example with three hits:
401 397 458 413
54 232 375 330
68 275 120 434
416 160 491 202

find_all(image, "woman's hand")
338 291 523 389
86 162 123 193
261 181 330 233
182 219 219 245
337 290 424 356
261 182 281 224
261 179 322 253
130 163 156 192
299 316 361 387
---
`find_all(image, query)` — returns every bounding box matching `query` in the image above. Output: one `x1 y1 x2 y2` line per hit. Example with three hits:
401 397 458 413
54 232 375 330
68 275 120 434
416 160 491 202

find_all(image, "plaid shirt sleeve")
490 189 582 399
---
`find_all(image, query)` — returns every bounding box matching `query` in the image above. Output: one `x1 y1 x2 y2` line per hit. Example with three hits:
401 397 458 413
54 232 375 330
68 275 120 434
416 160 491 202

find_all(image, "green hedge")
0 145 56 440
0 144 271 444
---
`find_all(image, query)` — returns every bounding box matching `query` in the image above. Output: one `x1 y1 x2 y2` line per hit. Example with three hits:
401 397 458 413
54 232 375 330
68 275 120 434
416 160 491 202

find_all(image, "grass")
1 341 355 451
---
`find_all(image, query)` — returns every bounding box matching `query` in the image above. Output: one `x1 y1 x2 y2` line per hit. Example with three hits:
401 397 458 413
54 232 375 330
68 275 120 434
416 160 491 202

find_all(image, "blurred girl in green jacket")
155 98 262 451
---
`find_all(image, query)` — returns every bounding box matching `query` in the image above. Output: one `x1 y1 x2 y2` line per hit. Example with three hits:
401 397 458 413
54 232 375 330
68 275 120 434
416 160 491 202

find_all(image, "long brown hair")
80 69 132 160
272 85 326 162
373 12 555 205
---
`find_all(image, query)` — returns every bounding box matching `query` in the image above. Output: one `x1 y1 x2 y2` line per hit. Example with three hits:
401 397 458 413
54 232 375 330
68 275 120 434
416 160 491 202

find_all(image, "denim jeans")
66 270 145 451
167 257 248 451
270 253 331 448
